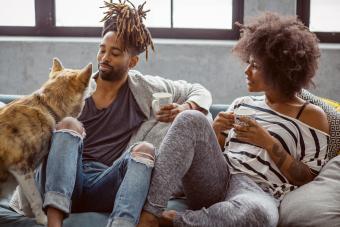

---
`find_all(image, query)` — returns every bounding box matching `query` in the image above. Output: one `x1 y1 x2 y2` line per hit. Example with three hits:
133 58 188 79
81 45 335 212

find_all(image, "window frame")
0 0 244 40
297 0 340 43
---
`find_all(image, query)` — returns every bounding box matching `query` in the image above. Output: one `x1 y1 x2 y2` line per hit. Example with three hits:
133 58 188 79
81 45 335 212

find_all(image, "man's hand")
155 103 188 123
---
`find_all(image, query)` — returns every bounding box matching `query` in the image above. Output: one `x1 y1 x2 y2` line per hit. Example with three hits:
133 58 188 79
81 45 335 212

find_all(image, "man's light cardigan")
88 69 212 150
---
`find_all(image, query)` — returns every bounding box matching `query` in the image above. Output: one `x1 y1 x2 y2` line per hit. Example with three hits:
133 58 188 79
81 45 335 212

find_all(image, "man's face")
97 31 132 82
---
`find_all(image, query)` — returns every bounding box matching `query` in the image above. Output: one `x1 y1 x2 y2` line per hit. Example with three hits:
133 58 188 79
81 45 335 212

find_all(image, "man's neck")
92 74 128 109
96 74 128 96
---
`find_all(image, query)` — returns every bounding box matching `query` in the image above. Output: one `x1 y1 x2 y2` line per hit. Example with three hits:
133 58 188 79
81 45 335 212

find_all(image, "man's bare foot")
159 210 177 227
138 210 159 227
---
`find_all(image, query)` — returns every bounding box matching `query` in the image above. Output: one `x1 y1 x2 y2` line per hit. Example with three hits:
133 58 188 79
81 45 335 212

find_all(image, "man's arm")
141 73 212 112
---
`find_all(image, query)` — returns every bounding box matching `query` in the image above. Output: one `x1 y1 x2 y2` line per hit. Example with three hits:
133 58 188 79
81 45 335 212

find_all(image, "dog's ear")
51 58 64 72
78 63 92 84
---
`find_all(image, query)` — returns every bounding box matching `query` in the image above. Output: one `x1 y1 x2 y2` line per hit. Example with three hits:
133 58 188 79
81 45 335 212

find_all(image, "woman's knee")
131 142 155 167
175 110 209 127
56 117 85 135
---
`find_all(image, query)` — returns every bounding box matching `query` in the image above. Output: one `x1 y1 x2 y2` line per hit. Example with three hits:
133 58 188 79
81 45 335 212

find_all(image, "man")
9 1 211 227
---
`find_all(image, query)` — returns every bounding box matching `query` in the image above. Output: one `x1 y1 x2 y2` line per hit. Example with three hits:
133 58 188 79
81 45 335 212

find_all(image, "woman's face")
244 55 268 92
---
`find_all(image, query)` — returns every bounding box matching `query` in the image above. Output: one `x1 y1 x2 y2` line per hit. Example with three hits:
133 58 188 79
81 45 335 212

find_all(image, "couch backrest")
0 94 229 120
0 94 23 104
210 104 229 119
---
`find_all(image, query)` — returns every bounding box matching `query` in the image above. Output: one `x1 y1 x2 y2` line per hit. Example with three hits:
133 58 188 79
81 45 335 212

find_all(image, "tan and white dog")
0 58 92 225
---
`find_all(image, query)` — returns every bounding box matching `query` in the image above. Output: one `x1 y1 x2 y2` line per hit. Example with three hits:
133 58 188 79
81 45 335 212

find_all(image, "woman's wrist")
264 136 277 152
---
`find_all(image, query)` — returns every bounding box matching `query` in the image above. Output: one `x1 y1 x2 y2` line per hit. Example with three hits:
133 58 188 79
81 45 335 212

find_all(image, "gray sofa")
1 92 340 227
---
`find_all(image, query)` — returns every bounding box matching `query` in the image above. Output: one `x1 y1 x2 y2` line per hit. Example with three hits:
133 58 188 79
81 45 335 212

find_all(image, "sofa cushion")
321 97 340 110
0 204 109 227
0 198 187 227
279 155 340 227
299 89 340 159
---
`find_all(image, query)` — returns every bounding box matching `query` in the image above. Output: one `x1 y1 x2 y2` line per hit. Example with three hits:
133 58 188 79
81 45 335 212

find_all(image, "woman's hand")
233 116 275 150
213 111 235 148
212 111 235 136
155 103 188 123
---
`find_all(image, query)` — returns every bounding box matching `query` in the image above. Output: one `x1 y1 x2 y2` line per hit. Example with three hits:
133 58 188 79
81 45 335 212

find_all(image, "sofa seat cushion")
0 204 109 227
0 198 187 227
279 155 340 227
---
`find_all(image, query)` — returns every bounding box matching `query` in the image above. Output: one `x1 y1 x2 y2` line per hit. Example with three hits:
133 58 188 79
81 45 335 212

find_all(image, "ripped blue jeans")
36 130 154 227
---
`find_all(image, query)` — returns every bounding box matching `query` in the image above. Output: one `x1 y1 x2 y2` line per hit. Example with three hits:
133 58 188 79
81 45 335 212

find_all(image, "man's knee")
56 117 85 135
131 142 155 167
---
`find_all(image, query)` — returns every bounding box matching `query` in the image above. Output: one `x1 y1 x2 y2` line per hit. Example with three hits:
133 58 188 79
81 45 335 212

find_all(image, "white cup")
234 108 256 126
152 92 173 113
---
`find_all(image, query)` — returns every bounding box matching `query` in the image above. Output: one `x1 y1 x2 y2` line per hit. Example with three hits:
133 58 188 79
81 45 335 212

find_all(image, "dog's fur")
0 58 92 225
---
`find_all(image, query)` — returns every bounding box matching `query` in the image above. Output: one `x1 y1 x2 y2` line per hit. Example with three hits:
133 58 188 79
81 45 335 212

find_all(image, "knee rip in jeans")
131 142 155 168
55 128 86 140
55 117 86 139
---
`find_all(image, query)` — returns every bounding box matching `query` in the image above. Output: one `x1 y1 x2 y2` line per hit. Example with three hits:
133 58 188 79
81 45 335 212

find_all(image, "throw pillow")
299 90 340 159
321 97 340 110
279 155 340 227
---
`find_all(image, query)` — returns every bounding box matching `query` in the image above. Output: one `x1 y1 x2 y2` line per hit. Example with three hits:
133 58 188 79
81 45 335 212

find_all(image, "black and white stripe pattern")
224 96 329 200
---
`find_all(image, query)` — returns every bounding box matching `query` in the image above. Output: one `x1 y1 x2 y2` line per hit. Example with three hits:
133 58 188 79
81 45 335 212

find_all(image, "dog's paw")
36 213 48 226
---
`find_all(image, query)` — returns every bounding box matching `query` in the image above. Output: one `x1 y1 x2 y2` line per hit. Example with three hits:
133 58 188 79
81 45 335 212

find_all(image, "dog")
0 58 92 225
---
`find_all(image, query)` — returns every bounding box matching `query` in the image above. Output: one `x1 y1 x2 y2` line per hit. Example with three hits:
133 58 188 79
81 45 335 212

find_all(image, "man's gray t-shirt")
78 81 146 166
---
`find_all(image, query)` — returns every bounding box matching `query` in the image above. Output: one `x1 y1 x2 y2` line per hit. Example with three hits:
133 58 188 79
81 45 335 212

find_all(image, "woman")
138 12 330 227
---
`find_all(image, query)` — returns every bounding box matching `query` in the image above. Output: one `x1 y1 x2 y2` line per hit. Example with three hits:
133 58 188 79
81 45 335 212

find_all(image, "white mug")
234 108 256 126
152 92 173 113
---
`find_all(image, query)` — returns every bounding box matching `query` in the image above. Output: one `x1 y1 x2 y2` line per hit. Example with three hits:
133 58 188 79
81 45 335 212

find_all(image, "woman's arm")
264 138 316 186
234 115 326 186
269 104 329 185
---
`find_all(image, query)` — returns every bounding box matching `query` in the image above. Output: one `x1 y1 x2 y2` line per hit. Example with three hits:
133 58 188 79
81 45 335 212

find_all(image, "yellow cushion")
321 98 340 111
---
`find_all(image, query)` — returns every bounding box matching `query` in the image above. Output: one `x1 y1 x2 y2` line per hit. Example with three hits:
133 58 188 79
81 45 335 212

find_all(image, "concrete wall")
0 0 339 104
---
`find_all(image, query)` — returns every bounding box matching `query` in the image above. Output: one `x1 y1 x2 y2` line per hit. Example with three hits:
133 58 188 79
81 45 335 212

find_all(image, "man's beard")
98 63 128 82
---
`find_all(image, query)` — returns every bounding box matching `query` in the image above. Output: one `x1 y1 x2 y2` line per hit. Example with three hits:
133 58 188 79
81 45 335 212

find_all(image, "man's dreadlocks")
101 0 154 60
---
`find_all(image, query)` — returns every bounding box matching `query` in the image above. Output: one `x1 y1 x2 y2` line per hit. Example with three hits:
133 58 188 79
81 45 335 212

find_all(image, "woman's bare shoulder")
299 103 329 134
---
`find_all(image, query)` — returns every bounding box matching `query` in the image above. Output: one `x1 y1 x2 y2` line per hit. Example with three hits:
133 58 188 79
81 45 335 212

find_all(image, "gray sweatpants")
143 110 279 227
